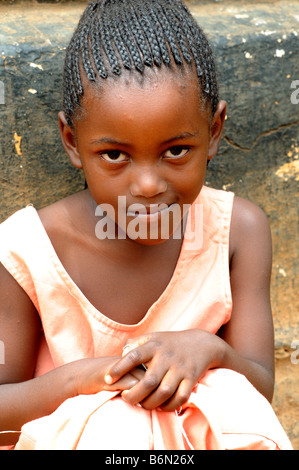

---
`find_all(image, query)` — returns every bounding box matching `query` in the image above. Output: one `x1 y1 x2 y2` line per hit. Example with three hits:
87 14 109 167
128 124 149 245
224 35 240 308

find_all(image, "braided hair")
63 0 219 128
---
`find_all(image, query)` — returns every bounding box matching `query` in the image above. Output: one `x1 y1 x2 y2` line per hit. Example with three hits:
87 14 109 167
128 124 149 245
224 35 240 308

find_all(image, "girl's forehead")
80 65 201 112
74 68 210 142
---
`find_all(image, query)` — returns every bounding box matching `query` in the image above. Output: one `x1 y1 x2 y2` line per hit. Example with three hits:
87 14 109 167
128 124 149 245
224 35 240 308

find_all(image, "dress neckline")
28 205 191 331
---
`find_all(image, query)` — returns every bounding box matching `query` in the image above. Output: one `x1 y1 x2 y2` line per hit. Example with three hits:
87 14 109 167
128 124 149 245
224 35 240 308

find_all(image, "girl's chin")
94 201 187 244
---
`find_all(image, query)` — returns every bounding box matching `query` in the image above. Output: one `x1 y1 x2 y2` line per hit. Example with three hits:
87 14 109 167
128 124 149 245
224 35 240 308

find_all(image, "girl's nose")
129 167 168 199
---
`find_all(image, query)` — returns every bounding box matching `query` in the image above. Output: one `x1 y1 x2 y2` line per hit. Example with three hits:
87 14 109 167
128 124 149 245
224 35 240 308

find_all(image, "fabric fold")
15 370 292 450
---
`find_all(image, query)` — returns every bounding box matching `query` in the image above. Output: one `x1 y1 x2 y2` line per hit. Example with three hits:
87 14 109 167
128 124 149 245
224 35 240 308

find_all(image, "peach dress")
0 186 292 450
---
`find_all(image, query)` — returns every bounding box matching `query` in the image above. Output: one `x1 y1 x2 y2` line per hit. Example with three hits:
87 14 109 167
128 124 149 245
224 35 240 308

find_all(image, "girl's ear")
207 100 227 161
58 111 83 169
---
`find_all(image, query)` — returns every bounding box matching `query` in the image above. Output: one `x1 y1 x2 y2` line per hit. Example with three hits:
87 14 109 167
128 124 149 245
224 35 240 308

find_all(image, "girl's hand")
104 330 225 412
73 356 145 396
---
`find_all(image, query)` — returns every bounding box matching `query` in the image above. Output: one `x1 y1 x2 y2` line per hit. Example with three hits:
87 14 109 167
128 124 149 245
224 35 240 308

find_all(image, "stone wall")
0 0 298 448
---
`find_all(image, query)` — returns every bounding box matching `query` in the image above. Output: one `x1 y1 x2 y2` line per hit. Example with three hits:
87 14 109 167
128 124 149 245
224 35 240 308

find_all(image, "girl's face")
60 69 226 245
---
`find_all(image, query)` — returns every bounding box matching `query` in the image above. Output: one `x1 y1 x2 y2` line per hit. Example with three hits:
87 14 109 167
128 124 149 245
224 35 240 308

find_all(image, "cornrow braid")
90 14 109 79
138 2 169 67
62 0 219 127
169 0 219 108
98 2 121 75
63 3 97 124
159 2 193 65
123 3 153 68
113 0 145 73
80 23 97 81
108 2 133 70
150 2 184 66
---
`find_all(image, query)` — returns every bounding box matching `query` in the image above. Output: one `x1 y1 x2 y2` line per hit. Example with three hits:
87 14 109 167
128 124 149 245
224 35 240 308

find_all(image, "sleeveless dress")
0 186 292 450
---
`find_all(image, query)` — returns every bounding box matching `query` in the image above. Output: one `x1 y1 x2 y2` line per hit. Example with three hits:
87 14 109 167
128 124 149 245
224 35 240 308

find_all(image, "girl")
0 0 292 450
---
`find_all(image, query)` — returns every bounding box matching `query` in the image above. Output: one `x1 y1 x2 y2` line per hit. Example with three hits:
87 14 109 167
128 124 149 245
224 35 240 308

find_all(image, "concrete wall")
0 0 298 448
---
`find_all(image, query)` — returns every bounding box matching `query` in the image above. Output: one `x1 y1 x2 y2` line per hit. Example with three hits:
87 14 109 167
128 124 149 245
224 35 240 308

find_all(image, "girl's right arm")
0 264 139 446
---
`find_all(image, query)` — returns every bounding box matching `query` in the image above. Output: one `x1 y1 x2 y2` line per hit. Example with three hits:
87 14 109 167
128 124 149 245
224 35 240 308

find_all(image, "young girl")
0 0 292 450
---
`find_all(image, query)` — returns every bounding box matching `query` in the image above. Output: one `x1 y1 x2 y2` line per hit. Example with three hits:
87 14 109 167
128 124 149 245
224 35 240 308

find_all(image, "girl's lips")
127 203 174 218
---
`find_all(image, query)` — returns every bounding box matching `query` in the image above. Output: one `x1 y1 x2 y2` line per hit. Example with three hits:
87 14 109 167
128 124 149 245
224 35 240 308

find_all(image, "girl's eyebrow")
89 132 199 147
89 137 130 146
163 131 199 144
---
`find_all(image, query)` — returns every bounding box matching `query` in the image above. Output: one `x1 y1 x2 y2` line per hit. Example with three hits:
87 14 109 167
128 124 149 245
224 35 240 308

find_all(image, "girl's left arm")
105 197 275 409
217 195 275 402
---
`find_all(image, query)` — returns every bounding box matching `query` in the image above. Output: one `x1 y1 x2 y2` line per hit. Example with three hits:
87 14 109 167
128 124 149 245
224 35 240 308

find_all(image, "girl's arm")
0 264 140 446
105 197 275 410
217 196 275 400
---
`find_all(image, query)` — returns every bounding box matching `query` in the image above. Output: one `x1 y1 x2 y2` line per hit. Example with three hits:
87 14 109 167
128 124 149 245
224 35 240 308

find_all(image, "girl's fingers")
105 343 152 384
122 369 194 412
122 335 152 356
129 366 146 382
139 370 183 410
103 373 140 392
158 378 194 412
121 372 161 405
121 358 168 405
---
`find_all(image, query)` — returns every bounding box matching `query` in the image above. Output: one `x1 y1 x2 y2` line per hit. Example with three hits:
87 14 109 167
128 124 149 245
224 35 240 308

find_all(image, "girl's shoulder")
199 187 271 262
231 196 271 237
38 190 91 238
37 190 94 264
229 195 272 263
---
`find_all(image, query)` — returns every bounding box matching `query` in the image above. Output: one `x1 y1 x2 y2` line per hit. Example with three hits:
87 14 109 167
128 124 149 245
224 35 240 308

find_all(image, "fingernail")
104 374 113 384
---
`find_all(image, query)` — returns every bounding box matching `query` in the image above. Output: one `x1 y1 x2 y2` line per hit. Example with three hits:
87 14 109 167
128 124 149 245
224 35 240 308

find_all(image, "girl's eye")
164 147 189 159
100 150 128 163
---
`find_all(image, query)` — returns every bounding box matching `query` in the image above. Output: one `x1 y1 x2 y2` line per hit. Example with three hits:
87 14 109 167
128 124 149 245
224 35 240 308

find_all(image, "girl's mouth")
126 203 175 219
